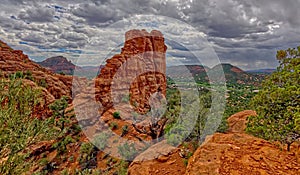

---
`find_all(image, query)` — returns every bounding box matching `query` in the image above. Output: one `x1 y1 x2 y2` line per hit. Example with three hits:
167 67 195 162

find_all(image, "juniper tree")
247 46 300 151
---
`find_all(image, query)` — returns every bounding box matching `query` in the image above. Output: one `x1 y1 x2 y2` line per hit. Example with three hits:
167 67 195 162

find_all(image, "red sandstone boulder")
227 110 257 133
128 140 186 175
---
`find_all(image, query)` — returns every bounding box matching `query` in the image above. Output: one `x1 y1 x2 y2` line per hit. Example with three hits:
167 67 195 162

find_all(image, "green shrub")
166 133 182 146
113 111 121 119
187 152 193 159
49 96 69 130
24 70 34 81
121 125 129 136
15 71 24 79
9 71 24 80
74 169 101 175
165 124 190 146
183 159 188 167
117 142 137 160
80 142 94 155
116 160 129 175
216 117 229 133
52 135 75 153
68 156 74 163
121 94 130 103
93 132 110 150
39 158 49 166
0 78 58 174
61 169 69 175
109 122 118 130
38 78 48 88
70 124 82 134
78 142 97 169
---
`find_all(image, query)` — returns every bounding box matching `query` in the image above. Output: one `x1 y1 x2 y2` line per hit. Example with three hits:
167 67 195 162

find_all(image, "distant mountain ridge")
37 55 269 85
36 56 103 77
37 56 78 75
246 68 276 74
166 65 209 82
167 63 269 85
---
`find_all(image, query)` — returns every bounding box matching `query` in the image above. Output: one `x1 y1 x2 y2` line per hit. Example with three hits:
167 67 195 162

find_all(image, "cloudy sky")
0 0 299 70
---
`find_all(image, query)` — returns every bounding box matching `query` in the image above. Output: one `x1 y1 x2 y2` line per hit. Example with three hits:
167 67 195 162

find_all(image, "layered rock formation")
0 40 74 102
95 29 167 113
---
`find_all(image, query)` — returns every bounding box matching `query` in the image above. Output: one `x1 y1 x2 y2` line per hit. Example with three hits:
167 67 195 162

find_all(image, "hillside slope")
0 40 73 100
209 63 264 85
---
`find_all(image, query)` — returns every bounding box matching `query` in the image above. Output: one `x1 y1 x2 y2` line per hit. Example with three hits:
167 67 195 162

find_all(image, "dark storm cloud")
244 0 300 26
71 0 181 26
182 1 267 38
179 0 300 69
0 0 299 69
72 3 119 25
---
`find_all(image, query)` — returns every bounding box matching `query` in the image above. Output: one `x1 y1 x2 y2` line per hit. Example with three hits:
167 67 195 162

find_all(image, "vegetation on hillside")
247 46 300 151
0 76 58 174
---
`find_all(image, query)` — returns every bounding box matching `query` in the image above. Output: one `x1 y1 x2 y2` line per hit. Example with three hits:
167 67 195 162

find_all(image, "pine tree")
247 46 300 151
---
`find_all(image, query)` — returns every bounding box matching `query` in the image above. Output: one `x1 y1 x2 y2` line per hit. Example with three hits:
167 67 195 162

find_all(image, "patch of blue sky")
37 45 48 50
51 48 83 54
137 21 160 28
30 55 43 62
54 16 60 20
53 5 66 13
19 41 29 45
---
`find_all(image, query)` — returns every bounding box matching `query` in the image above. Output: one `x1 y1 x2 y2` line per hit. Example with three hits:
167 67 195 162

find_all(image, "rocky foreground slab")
128 110 300 175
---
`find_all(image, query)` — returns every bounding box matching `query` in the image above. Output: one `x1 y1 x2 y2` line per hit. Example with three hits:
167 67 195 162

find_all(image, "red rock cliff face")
0 40 73 101
95 29 167 113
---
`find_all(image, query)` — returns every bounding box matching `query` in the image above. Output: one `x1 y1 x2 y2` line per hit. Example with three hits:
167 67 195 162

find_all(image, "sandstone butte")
95 29 167 114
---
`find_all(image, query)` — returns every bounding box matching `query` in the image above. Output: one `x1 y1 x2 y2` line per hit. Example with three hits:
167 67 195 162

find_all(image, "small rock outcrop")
227 110 257 133
95 29 167 113
128 141 186 175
